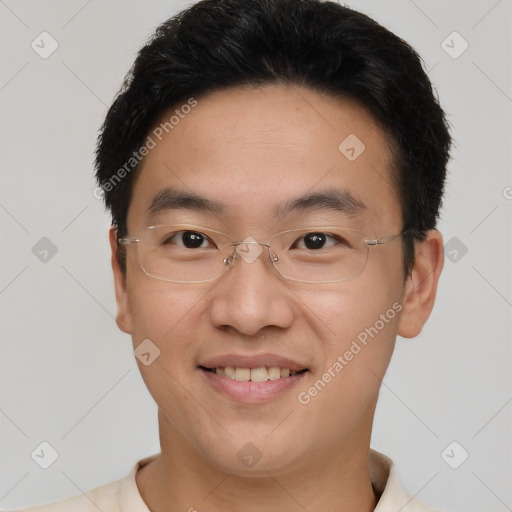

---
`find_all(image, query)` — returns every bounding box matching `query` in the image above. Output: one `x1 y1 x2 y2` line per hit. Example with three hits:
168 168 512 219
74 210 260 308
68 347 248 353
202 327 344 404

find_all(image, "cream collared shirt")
10 449 443 512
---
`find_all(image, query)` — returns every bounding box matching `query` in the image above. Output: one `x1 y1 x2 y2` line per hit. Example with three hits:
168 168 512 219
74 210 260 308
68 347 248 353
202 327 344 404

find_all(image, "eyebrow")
146 187 226 221
273 189 366 220
145 186 366 222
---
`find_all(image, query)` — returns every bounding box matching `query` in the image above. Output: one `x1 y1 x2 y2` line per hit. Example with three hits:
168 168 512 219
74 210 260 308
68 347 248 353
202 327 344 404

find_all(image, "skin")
108 84 444 512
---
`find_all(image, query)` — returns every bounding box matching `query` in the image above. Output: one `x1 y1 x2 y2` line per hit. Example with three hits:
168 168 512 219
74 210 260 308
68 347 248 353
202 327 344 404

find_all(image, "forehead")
128 84 401 233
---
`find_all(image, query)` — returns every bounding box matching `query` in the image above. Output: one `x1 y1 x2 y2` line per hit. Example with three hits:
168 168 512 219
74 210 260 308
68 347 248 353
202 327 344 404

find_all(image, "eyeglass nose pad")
235 237 264 264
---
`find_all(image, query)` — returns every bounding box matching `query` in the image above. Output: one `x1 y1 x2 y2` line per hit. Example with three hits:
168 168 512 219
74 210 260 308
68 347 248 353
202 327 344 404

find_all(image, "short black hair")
95 0 452 279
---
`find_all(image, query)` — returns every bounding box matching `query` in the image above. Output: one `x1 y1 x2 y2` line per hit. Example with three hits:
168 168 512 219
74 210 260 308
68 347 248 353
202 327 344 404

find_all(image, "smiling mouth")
199 366 309 382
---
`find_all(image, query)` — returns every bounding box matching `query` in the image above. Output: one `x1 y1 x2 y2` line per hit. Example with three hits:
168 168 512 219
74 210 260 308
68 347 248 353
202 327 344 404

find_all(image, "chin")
191 430 307 476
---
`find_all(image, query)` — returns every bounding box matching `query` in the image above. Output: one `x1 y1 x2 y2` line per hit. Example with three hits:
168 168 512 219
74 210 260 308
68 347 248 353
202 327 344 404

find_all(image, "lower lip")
200 369 308 404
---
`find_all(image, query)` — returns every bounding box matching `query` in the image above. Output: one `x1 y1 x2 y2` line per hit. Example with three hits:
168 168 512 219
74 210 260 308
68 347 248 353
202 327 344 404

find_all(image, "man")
13 0 451 510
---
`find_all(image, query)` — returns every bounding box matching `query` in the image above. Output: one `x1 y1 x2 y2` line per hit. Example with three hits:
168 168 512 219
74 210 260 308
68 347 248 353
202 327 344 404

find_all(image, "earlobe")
397 230 444 338
109 226 133 334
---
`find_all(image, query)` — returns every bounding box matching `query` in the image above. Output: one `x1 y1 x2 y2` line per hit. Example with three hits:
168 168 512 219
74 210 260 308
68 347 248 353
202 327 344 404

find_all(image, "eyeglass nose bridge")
223 237 278 267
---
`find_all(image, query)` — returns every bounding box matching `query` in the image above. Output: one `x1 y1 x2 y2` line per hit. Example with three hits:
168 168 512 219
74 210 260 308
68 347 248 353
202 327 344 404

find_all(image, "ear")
109 226 132 334
397 229 444 338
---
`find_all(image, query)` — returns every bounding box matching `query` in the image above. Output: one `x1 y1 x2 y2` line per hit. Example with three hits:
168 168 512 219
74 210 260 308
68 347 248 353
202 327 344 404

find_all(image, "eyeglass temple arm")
366 228 417 246
118 237 139 245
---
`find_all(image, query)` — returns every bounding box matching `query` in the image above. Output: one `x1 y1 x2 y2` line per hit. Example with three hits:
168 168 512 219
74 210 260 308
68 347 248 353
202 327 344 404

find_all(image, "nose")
209 239 294 336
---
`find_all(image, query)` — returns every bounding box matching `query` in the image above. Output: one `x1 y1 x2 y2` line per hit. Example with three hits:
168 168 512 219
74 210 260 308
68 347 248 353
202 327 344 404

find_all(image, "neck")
136 409 378 512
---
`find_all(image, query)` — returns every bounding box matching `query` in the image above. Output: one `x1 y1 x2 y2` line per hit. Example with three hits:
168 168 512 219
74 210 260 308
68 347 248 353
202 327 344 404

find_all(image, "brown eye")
162 231 211 249
181 231 207 248
303 233 326 250
294 232 337 250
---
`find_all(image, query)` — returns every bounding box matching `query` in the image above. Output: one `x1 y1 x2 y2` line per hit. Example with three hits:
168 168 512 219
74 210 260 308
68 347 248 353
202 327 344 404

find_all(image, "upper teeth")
215 366 297 382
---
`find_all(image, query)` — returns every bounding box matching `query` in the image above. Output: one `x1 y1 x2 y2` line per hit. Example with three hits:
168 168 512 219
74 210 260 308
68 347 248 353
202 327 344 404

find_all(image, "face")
110 84 439 476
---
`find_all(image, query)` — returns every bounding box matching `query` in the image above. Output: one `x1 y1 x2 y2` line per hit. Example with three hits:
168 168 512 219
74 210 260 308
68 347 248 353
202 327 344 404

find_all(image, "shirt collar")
370 449 433 511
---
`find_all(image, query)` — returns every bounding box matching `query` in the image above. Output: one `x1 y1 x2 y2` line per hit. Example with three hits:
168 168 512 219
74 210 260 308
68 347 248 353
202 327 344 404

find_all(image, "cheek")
125 274 224 431
293 288 401 444
126 270 211 354
126 278 211 420
299 276 402 348
292 273 402 420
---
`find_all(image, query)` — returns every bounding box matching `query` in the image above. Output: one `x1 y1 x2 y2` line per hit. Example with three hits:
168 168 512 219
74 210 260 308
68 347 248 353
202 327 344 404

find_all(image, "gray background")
0 1 511 511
